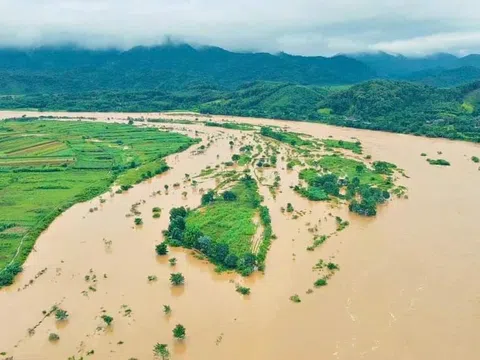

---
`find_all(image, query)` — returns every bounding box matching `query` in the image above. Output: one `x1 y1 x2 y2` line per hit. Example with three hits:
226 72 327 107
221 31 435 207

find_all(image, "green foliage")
327 262 340 270
0 263 22 287
48 333 60 342
260 127 311 146
323 139 362 154
290 294 301 303
101 315 113 326
236 285 251 295
471 156 479 163
163 305 172 315
314 278 328 287
201 190 215 205
286 203 294 213
134 217 143 225
222 190 237 201
153 343 170 360
166 177 266 275
155 242 168 256
173 324 186 339
427 158 451 166
55 309 69 321
170 273 185 286
168 258 177 266
205 121 255 131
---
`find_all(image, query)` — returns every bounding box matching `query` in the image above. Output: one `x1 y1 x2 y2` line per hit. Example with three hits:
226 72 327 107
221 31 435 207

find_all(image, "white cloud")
0 0 478 55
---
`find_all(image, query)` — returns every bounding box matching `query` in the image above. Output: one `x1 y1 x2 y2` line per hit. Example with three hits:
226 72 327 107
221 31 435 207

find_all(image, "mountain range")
0 44 479 94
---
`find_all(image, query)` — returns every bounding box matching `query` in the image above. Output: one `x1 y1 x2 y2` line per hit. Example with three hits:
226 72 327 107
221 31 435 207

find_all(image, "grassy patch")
427 158 451 166
323 139 362 154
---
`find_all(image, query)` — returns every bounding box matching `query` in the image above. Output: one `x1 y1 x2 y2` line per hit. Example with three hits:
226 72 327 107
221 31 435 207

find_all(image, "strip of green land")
0 118 197 286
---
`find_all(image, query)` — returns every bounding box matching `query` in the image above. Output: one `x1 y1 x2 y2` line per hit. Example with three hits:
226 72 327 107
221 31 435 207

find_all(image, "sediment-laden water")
0 111 479 360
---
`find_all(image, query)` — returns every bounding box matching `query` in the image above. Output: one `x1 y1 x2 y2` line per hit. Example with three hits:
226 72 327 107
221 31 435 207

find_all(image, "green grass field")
0 118 197 285
186 179 261 257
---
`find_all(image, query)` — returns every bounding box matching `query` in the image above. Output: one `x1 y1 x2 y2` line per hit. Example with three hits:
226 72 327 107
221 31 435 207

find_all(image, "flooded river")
0 111 479 360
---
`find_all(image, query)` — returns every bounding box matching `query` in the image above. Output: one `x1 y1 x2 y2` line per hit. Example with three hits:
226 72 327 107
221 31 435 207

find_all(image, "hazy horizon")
0 1 479 57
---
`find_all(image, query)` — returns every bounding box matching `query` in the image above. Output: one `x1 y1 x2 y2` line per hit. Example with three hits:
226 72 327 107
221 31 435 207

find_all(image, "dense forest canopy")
0 44 479 142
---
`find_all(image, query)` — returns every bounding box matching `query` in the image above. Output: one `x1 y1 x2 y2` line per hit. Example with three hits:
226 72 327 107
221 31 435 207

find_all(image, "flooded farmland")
0 110 479 360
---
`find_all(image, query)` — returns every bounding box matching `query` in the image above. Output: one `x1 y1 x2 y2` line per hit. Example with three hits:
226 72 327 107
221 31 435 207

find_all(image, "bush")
170 273 185 286
134 217 143 225
286 203 294 213
472 156 479 163
48 333 60 342
173 324 186 339
314 278 328 287
201 190 215 205
290 294 301 303
222 190 237 201
101 314 113 326
236 285 251 295
55 309 69 321
168 258 177 266
153 343 170 359
155 242 168 255
0 263 22 287
163 305 172 314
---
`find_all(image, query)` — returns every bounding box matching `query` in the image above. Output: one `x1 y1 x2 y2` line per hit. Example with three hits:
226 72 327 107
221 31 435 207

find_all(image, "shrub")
153 343 170 359
153 212 161 218
168 258 177 266
201 190 215 205
0 263 22 287
286 203 294 213
173 324 186 339
327 262 339 270
314 278 328 287
170 273 185 286
236 285 251 295
155 242 168 256
472 156 479 163
55 309 69 321
163 305 171 315
101 315 114 326
290 294 301 303
48 333 60 342
134 217 143 225
222 190 237 201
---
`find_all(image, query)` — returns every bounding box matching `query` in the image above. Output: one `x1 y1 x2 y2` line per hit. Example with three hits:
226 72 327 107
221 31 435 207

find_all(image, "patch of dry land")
0 110 479 360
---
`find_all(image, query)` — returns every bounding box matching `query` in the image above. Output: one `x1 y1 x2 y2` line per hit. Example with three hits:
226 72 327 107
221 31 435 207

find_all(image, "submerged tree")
170 273 185 286
173 324 186 339
155 242 168 256
153 343 170 360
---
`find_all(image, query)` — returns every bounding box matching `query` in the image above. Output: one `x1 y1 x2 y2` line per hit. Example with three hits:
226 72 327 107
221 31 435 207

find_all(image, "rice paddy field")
0 118 197 275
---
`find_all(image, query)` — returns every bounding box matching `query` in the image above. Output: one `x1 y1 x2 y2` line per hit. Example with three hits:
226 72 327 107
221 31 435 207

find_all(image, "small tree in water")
170 273 185 286
173 324 186 339
155 242 168 256
153 343 170 360
55 309 69 321
101 315 113 326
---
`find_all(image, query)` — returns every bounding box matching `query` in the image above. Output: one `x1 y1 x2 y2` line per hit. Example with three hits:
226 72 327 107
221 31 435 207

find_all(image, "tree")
101 315 113 326
231 154 240 161
55 309 69 321
195 235 212 254
155 242 168 255
286 203 294 213
168 257 177 266
164 184 169 192
170 273 185 286
224 253 238 269
173 324 186 339
153 343 170 360
48 333 60 342
201 190 215 205
134 217 143 225
222 190 237 201
214 243 229 264
163 305 171 315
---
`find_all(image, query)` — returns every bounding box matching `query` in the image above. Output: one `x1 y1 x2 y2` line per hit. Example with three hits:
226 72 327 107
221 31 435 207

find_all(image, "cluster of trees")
260 126 310 146
296 170 391 217
0 263 22 287
166 206 257 276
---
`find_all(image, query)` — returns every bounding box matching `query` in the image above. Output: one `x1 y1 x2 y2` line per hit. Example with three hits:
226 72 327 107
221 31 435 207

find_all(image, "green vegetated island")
161 125 406 276
0 118 198 287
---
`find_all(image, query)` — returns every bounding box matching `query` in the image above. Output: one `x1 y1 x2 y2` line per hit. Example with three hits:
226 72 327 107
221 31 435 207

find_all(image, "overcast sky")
0 0 479 56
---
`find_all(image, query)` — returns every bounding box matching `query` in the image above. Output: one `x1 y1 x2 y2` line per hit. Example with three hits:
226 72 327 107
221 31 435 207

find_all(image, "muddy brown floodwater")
0 110 479 360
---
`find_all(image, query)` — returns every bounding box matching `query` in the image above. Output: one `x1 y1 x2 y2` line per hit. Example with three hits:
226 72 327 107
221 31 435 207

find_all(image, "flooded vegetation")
0 111 479 360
